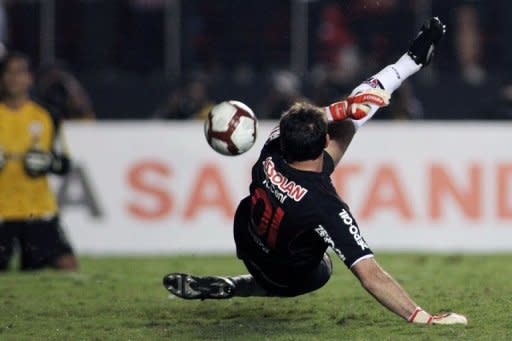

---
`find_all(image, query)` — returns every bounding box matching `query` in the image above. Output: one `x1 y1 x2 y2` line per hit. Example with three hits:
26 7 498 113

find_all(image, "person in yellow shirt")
0 52 77 271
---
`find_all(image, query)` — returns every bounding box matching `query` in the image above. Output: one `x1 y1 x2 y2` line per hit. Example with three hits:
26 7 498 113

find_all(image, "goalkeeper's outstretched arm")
324 17 446 166
351 257 468 325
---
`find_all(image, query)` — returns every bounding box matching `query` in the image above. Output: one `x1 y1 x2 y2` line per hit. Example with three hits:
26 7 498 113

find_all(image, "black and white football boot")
407 17 446 67
163 273 235 300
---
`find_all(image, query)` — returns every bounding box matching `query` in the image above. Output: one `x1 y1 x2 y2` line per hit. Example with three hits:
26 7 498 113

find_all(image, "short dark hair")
280 102 327 162
0 51 31 76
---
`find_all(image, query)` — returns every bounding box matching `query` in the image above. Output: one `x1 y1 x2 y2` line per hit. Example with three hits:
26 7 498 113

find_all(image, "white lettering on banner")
262 157 308 202
339 209 369 251
315 225 346 261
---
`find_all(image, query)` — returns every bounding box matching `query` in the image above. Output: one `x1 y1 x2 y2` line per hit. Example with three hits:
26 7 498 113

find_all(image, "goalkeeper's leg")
351 17 445 130
163 253 332 299
211 252 331 298
162 272 268 299
163 273 237 299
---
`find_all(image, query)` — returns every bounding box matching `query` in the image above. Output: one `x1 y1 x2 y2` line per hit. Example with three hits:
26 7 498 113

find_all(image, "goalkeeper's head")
280 102 328 162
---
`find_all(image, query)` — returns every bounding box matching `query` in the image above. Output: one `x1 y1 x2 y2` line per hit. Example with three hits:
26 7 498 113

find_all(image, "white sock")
372 53 421 93
352 53 421 130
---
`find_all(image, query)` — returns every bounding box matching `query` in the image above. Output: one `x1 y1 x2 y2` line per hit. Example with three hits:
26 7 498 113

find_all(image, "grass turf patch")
0 254 511 340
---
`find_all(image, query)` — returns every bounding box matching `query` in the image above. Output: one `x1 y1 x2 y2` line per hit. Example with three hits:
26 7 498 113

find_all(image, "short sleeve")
314 203 373 268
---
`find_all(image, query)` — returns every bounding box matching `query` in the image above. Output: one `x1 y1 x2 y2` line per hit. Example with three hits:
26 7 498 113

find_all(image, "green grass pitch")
0 253 511 340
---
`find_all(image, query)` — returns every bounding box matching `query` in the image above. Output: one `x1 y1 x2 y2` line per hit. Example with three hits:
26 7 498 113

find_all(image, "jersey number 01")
250 188 284 248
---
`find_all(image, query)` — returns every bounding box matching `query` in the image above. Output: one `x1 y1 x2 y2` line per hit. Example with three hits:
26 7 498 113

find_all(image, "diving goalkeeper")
164 17 467 325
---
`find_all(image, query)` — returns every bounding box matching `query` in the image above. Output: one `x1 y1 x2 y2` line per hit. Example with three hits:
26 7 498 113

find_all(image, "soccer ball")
204 100 257 156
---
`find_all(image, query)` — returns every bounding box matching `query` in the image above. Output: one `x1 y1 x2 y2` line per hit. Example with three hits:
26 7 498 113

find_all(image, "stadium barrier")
56 121 512 254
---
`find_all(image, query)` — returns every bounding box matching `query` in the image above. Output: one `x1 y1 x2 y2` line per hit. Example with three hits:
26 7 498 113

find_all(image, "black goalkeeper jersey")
234 127 373 271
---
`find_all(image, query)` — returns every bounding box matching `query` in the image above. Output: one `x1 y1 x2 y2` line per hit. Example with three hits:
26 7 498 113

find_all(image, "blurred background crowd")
1 0 511 120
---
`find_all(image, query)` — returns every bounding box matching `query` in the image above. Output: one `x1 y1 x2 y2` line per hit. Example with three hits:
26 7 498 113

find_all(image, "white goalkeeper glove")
408 307 468 325
323 88 390 121
23 149 54 177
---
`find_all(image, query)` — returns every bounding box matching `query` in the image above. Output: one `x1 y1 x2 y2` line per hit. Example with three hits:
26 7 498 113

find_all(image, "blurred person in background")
312 2 363 101
0 0 7 60
309 44 364 112
153 76 213 120
311 1 424 119
36 63 96 120
264 70 303 119
488 0 512 119
455 4 486 85
315 2 353 68
426 0 495 119
0 52 77 271
348 0 415 67
387 82 424 120
374 82 424 120
490 85 512 119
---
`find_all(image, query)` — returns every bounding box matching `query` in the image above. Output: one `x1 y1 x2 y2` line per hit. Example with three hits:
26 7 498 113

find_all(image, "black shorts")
234 198 332 297
0 216 74 271
241 253 332 297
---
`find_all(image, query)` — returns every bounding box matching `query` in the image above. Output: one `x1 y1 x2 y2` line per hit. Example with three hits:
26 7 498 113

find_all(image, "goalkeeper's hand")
408 307 468 325
324 89 390 121
23 149 53 177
